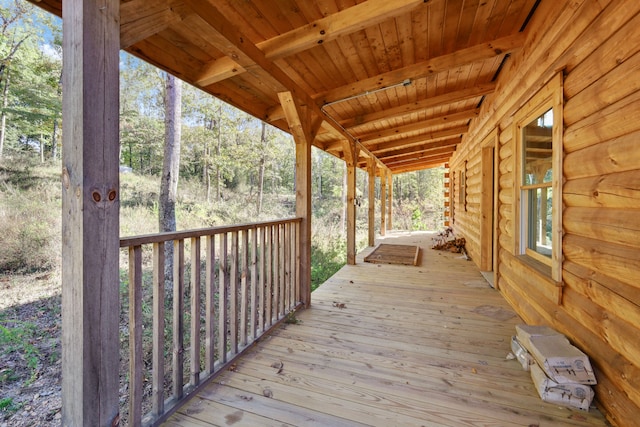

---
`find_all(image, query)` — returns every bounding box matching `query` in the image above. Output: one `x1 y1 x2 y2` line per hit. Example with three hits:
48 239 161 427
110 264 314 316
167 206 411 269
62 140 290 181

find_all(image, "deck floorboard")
164 231 609 427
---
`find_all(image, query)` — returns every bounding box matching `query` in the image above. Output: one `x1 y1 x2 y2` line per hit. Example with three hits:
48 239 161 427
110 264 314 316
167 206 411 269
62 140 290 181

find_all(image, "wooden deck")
163 231 609 427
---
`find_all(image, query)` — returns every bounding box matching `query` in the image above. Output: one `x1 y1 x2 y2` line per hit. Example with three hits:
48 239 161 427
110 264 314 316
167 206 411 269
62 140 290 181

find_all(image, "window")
522 109 553 260
514 73 563 281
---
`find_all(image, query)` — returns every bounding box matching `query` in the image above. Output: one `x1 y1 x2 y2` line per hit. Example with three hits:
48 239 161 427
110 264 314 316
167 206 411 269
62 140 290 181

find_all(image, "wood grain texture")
165 232 608 427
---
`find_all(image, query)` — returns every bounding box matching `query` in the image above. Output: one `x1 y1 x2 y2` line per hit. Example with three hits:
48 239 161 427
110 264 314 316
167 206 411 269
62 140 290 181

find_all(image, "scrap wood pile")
509 324 597 411
432 227 467 254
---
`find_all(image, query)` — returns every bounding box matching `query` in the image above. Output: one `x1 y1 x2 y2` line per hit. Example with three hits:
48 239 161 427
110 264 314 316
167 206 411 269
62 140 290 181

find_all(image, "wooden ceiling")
33 0 539 174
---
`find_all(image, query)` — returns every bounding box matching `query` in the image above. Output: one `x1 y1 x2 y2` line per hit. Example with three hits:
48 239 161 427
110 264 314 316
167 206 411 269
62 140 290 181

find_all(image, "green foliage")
0 396 23 417
0 158 60 273
311 237 346 292
0 317 40 385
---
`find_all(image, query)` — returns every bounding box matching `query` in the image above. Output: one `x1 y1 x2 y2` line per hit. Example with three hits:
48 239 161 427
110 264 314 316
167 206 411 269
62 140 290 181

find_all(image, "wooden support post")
367 158 376 247
343 141 358 265
387 171 393 230
380 169 387 236
61 1 120 425
278 92 319 307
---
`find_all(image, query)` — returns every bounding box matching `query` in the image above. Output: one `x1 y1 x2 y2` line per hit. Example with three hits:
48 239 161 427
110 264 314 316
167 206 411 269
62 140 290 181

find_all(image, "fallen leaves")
333 301 347 309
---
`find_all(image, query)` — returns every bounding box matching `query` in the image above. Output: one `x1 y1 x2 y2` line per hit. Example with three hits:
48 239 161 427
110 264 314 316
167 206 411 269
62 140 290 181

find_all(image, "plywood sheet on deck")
364 244 420 266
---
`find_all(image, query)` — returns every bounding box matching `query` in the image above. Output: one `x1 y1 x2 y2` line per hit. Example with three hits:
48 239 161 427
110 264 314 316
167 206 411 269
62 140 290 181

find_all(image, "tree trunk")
40 131 44 163
257 121 266 215
159 74 182 288
0 67 11 158
51 119 59 160
216 106 222 201
341 161 347 235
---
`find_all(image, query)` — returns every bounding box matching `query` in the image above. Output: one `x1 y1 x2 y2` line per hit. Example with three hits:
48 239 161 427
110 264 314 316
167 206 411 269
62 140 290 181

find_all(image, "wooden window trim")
513 72 563 283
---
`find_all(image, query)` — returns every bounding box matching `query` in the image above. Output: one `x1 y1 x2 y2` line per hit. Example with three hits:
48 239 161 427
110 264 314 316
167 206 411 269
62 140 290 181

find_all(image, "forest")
0 0 444 423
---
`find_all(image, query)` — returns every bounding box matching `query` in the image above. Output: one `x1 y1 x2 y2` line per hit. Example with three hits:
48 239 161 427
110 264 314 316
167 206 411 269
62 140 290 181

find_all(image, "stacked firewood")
431 228 467 253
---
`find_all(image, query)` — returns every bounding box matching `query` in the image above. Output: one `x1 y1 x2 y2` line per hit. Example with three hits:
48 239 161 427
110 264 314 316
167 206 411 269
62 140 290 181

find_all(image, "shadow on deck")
164 231 608 427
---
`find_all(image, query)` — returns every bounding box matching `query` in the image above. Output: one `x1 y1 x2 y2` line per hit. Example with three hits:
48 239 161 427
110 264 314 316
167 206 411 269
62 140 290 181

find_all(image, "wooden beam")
258 0 429 60
390 160 448 174
344 141 357 265
61 0 120 425
316 33 524 105
368 137 459 160
120 0 190 49
376 145 456 163
367 158 376 247
278 92 313 307
388 155 451 172
368 127 467 153
341 84 496 129
357 109 479 144
195 56 247 87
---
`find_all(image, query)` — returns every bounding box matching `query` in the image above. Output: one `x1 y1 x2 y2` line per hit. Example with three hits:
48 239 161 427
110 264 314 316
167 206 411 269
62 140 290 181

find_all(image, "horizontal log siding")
449 0 640 425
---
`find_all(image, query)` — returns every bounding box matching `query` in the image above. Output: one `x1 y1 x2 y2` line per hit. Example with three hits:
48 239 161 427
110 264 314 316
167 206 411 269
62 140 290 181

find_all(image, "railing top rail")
120 217 302 248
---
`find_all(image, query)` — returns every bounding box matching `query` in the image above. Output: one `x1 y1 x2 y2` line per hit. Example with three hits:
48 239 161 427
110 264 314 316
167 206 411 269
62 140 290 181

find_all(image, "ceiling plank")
316 33 524 105
341 83 496 129
257 0 430 60
357 108 479 143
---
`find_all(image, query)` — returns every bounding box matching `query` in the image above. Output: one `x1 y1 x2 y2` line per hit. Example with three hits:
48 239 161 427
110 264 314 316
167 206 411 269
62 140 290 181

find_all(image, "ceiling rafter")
356 108 479 144
373 139 459 160
390 159 449 174
120 0 191 49
362 125 467 154
258 0 430 60
388 154 452 171
376 145 455 163
340 83 496 129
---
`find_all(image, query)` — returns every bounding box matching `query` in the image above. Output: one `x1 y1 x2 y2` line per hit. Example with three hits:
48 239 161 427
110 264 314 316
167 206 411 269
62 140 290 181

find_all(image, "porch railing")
119 218 302 426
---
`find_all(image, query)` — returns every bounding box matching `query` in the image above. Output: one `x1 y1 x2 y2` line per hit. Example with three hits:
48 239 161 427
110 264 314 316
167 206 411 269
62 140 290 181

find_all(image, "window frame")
513 73 563 282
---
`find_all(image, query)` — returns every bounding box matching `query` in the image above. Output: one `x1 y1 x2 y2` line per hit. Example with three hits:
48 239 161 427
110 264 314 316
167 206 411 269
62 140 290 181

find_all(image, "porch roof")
32 0 537 174
163 231 608 426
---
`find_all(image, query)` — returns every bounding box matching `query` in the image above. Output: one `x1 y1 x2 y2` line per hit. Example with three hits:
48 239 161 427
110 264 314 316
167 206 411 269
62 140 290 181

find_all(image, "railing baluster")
205 235 215 375
218 233 228 364
279 224 286 318
258 226 266 334
128 245 143 426
229 231 239 355
118 218 302 425
152 242 165 417
294 222 300 305
285 222 292 312
265 225 273 328
173 239 185 400
240 230 248 347
190 237 201 386
273 225 280 320
250 227 258 340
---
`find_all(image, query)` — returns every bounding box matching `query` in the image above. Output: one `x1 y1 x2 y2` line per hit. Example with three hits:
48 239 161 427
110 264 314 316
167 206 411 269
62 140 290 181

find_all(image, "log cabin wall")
449 1 640 425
